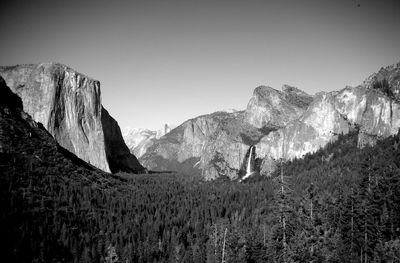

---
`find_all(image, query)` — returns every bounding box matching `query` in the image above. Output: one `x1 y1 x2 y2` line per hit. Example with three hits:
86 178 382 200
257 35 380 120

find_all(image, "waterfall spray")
240 145 255 182
246 146 254 176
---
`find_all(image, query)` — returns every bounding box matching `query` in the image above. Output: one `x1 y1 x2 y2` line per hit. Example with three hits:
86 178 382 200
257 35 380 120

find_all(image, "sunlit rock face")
140 112 229 176
0 62 144 173
140 61 400 179
255 91 351 169
198 116 261 180
140 85 313 180
194 62 400 179
245 85 313 128
140 111 271 180
256 77 400 175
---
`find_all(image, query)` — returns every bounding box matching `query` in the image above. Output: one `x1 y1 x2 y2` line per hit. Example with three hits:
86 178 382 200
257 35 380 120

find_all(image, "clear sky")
1 0 400 130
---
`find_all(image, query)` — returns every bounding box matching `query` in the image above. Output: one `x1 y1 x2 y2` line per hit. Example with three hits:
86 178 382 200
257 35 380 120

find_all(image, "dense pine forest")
1 93 400 262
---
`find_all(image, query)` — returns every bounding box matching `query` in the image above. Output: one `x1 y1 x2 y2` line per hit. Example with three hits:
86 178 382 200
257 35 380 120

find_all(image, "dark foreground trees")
1 129 400 262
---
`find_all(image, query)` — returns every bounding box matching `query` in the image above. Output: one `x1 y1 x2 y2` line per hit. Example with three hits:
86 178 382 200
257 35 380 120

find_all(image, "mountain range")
140 62 400 180
2 66 400 262
1 61 399 180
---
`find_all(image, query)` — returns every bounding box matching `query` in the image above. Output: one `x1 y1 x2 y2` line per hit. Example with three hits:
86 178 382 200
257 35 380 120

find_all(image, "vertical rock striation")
255 62 400 175
140 85 313 180
0 62 144 173
140 62 400 180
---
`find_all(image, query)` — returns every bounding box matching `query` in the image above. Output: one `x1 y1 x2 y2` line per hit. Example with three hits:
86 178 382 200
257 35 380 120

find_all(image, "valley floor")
1 109 400 262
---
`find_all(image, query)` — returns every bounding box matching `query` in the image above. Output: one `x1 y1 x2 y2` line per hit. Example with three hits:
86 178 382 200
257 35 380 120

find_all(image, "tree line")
1 104 400 263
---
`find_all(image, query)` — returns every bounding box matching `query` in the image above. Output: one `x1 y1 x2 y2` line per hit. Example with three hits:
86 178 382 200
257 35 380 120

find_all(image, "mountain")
256 62 400 174
0 75 106 175
141 62 400 180
0 75 128 261
140 84 313 179
122 124 172 158
245 84 313 128
3 72 400 262
0 62 145 173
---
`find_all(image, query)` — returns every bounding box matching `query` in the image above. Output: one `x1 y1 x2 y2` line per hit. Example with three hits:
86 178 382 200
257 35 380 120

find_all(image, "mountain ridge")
2 61 399 180
141 61 400 180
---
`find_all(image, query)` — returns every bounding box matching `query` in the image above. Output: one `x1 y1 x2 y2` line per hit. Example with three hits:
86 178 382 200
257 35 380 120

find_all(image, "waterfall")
240 145 255 182
246 146 254 176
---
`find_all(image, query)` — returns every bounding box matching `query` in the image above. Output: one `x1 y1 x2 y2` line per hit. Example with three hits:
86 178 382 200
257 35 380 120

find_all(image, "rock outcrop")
245 85 313 128
6 60 396 180
140 110 275 180
256 62 400 175
0 63 144 173
141 85 311 180
140 62 400 180
362 62 400 101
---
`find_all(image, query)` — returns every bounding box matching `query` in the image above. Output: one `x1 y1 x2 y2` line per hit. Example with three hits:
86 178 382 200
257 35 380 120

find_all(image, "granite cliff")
255 62 400 174
245 85 313 128
141 86 312 179
3 61 398 179
141 62 400 180
0 62 144 173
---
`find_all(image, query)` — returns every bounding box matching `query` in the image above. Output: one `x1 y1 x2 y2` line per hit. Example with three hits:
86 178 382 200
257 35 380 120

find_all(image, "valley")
2 1 400 261
1 60 400 262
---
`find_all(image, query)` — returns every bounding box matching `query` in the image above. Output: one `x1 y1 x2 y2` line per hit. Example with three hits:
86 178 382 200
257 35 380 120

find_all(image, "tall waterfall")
240 145 255 182
246 146 254 175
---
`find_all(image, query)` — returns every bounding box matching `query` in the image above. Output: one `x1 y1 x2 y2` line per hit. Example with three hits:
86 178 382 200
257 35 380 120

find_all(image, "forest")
1 106 400 263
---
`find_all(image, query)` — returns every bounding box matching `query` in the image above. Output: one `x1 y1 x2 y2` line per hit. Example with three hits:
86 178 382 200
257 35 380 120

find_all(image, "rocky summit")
140 84 313 180
140 62 400 180
245 85 313 128
0 63 144 174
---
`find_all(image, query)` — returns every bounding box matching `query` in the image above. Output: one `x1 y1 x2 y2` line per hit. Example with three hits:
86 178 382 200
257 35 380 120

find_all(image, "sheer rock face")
141 62 400 180
140 111 269 179
256 84 400 174
140 112 223 174
100 107 144 173
0 63 144 173
245 85 313 128
140 85 313 180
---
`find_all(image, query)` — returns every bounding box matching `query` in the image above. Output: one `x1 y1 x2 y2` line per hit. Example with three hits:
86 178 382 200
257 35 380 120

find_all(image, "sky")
1 0 400 130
